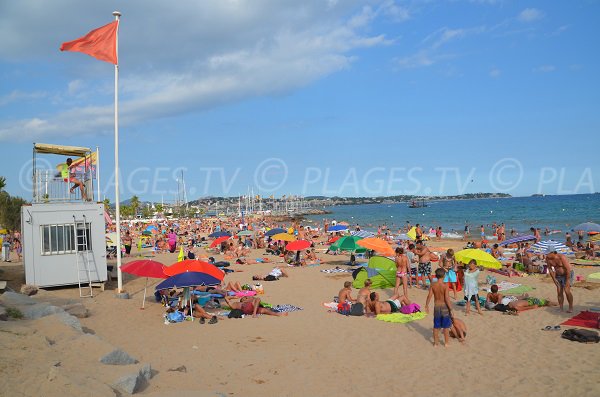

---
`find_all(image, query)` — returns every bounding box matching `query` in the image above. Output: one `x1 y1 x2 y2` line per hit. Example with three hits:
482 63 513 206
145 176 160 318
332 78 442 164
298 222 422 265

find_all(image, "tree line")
0 177 27 232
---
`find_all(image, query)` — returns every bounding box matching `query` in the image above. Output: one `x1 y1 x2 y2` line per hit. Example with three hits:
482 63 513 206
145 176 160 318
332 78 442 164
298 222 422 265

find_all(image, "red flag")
60 21 118 64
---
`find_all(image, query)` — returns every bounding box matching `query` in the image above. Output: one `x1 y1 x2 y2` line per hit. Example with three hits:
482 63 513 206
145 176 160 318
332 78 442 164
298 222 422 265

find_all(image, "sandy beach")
1 236 599 397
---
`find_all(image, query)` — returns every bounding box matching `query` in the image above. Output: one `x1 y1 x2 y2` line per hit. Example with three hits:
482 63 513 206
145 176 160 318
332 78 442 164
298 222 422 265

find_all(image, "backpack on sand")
350 303 364 316
561 328 600 343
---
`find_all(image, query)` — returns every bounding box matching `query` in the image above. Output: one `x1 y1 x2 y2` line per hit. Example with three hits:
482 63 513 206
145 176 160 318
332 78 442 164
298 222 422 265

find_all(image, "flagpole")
112 10 125 295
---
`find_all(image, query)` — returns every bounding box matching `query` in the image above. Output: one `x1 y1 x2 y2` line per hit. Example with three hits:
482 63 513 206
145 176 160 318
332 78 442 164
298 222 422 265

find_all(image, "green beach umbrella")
237 230 254 236
330 236 365 252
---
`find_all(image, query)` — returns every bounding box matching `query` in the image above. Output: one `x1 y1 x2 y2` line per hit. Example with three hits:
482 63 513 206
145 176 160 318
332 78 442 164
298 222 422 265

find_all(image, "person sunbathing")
224 296 288 317
507 296 558 314
252 266 288 281
449 317 467 342
367 291 411 315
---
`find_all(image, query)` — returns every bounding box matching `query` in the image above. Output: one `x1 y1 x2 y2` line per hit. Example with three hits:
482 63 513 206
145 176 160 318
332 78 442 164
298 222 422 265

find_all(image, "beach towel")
588 272 600 280
321 267 352 274
456 296 486 307
502 285 534 295
272 304 303 313
323 301 338 310
376 312 427 323
561 311 600 329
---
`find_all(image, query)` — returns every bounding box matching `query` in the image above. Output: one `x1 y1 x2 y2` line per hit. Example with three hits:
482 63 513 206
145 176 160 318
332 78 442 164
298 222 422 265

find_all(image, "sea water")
304 194 600 238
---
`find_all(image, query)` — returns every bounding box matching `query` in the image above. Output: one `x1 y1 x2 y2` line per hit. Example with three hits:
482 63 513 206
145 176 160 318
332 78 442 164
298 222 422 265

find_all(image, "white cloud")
533 65 556 73
379 0 410 23
489 68 501 78
0 90 47 106
518 8 544 23
0 0 390 142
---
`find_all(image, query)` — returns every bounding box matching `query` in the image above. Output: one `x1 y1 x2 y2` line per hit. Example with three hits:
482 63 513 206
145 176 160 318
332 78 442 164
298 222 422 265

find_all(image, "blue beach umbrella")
155 271 222 290
265 228 286 237
328 225 348 232
208 231 231 238
572 222 600 233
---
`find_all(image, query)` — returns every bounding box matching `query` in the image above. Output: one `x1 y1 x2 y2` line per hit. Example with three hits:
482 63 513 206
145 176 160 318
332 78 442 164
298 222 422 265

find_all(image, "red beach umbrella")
120 260 168 309
286 240 311 251
163 259 225 281
210 236 230 248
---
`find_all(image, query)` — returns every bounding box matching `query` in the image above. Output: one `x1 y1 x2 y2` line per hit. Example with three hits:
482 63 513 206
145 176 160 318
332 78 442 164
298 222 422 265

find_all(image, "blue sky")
1 0 599 202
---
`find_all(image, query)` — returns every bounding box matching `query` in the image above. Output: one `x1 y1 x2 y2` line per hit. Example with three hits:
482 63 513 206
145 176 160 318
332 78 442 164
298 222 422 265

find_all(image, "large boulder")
113 364 152 394
100 348 138 365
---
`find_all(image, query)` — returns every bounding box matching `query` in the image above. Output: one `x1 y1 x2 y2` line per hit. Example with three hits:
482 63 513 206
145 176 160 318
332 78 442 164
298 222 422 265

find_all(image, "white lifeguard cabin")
21 143 107 296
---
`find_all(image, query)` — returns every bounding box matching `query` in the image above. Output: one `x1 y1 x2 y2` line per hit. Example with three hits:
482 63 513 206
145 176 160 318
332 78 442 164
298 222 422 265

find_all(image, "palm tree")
102 198 111 211
130 196 140 217
0 176 6 191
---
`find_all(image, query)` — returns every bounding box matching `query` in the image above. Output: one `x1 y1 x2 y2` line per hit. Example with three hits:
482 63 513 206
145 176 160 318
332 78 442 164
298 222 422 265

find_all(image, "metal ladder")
74 215 93 298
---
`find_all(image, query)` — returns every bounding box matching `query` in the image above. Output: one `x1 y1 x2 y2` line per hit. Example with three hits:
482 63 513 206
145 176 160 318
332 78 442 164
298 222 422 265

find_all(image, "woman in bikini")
394 247 410 297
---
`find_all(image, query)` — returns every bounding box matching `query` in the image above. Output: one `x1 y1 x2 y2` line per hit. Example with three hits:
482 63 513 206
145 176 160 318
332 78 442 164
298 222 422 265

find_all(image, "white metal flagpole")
96 146 100 201
113 10 124 294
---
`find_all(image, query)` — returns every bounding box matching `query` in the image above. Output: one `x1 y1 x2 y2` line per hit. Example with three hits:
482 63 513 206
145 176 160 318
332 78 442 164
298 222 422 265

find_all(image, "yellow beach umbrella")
272 233 296 242
407 227 417 240
589 234 600 242
454 249 501 269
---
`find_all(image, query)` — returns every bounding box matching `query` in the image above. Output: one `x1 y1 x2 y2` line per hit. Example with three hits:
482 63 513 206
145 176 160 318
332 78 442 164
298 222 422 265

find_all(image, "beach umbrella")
210 235 230 248
328 225 348 232
406 227 417 240
265 228 287 237
589 234 600 242
286 240 311 251
498 234 537 247
330 236 363 252
572 222 600 233
163 259 225 280
142 230 152 236
155 271 222 291
146 225 158 232
272 233 296 242
237 230 254 236
357 237 395 256
529 240 572 255
121 260 168 309
351 230 375 238
208 231 231 238
454 249 501 269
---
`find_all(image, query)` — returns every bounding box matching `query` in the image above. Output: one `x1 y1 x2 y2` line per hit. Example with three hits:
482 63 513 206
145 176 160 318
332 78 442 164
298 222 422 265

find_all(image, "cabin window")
40 223 91 255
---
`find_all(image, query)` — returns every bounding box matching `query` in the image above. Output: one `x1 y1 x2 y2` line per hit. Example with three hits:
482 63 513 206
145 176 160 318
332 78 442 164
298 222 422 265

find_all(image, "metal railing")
33 169 93 203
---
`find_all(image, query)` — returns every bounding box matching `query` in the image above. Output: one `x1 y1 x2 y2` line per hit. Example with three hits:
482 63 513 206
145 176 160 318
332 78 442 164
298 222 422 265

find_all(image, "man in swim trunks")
415 240 432 289
367 292 410 315
546 250 574 313
425 268 454 347
394 247 410 297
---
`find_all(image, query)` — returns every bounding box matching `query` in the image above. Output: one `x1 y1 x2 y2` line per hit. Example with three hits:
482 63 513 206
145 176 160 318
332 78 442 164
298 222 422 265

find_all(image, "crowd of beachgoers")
98 214 600 345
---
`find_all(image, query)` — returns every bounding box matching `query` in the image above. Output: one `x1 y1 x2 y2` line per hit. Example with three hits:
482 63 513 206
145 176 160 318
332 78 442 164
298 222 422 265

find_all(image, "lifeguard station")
20 143 107 296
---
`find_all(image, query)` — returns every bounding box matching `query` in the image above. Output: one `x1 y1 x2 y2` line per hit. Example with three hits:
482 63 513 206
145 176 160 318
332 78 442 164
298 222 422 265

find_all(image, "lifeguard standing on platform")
58 157 87 200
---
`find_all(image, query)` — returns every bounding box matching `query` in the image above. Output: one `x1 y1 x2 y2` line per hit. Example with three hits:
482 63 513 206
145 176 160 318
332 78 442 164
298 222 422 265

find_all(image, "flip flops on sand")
541 325 561 331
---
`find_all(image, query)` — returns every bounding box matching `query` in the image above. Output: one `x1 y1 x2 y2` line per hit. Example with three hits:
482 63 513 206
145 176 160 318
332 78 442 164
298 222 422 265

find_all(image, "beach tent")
352 256 397 289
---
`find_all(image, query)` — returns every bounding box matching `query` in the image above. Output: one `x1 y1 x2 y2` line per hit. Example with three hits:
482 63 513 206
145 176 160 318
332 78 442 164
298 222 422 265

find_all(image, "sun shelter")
352 256 397 289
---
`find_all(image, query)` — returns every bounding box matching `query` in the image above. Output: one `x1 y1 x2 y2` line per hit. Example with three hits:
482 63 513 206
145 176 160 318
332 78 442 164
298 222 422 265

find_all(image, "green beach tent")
352 256 397 289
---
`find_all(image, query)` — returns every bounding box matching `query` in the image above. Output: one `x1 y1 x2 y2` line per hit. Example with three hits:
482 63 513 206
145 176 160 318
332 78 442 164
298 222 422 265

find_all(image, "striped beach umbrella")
529 240 572 255
351 230 375 238
572 222 600 233
498 234 537 247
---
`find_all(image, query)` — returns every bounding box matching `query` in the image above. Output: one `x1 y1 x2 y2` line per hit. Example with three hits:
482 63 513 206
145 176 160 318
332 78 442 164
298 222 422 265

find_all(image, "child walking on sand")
464 259 483 316
425 268 454 347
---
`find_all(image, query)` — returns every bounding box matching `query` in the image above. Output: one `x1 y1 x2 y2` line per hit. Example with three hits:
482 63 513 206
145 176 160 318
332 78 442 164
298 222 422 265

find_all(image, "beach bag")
400 303 421 314
166 311 185 323
350 303 364 316
337 302 351 316
561 328 600 343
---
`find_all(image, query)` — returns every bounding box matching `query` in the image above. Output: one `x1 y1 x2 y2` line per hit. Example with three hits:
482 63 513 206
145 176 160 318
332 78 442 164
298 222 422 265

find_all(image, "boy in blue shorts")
425 268 454 347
